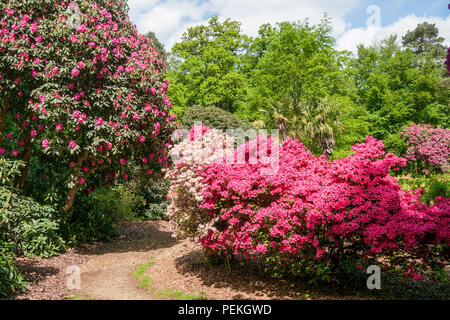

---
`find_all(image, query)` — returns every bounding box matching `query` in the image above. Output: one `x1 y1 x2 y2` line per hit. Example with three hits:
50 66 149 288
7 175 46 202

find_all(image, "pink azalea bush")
0 0 176 211
401 124 449 173
168 131 449 283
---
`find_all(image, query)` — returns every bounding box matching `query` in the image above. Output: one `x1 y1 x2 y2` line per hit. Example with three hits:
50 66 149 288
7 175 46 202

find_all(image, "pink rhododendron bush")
0 0 176 212
401 124 449 174
168 128 449 283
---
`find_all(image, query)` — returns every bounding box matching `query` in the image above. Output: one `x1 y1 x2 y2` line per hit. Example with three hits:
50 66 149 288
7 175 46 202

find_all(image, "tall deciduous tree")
168 16 250 113
352 35 449 152
250 17 348 105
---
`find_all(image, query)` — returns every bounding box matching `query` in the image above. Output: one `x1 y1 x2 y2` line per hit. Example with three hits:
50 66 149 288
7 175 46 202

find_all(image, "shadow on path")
75 221 178 256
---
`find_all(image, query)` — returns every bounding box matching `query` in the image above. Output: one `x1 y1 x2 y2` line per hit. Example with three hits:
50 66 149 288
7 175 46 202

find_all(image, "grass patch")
155 288 206 300
133 261 155 279
132 259 206 300
68 295 90 300
138 276 153 290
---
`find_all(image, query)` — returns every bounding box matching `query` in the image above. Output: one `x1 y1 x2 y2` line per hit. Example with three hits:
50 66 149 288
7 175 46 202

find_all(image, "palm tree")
297 98 341 158
254 96 341 158
253 96 299 142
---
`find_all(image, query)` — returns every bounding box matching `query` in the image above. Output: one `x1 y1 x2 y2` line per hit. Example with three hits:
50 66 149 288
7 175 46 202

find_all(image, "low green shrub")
0 159 25 187
61 192 119 244
182 105 253 132
0 247 27 298
61 185 148 244
129 178 170 221
0 186 65 258
92 186 145 222
397 174 449 205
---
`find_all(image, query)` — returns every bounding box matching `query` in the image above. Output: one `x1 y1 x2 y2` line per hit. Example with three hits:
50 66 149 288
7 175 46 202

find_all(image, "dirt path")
11 221 371 300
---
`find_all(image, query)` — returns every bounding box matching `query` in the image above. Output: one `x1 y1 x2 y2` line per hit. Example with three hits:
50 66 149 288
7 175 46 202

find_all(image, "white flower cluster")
165 128 236 239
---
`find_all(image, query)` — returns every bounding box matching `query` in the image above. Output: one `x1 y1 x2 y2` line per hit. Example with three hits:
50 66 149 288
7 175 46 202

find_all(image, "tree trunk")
64 151 89 213
0 96 9 147
64 184 79 214
14 137 32 189
318 136 335 159
277 118 289 143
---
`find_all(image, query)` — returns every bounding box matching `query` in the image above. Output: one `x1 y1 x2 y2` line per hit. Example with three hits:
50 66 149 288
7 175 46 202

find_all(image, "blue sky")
127 0 450 52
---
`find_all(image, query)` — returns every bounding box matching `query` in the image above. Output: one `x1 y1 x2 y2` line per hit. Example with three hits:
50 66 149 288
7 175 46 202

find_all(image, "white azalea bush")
165 125 236 238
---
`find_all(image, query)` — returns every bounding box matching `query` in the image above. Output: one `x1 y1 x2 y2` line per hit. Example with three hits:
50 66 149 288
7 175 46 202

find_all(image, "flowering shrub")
401 124 449 173
166 125 237 238
169 131 449 283
0 0 176 211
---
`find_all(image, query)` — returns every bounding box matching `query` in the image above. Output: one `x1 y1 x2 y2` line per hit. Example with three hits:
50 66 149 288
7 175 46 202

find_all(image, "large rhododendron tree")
168 129 449 282
0 0 176 211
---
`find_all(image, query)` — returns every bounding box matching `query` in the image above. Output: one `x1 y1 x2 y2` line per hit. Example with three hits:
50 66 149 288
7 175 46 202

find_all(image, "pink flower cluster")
169 131 450 280
401 124 449 173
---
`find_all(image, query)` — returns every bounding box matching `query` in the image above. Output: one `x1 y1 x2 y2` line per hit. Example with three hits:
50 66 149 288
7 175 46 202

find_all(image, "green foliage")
154 288 206 300
168 17 448 163
0 159 24 186
382 132 408 156
22 156 69 208
182 105 253 132
422 179 449 205
397 174 449 205
61 192 119 244
92 186 145 222
60 184 151 244
352 35 449 146
249 18 349 107
402 22 447 60
333 98 371 159
0 186 65 258
169 16 250 113
68 295 90 300
126 177 170 221
0 247 28 298
255 96 342 157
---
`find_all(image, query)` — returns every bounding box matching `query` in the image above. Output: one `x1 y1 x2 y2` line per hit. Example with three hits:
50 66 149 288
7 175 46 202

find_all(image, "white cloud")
128 0 212 48
127 0 450 52
207 0 358 37
128 0 359 49
337 14 450 53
